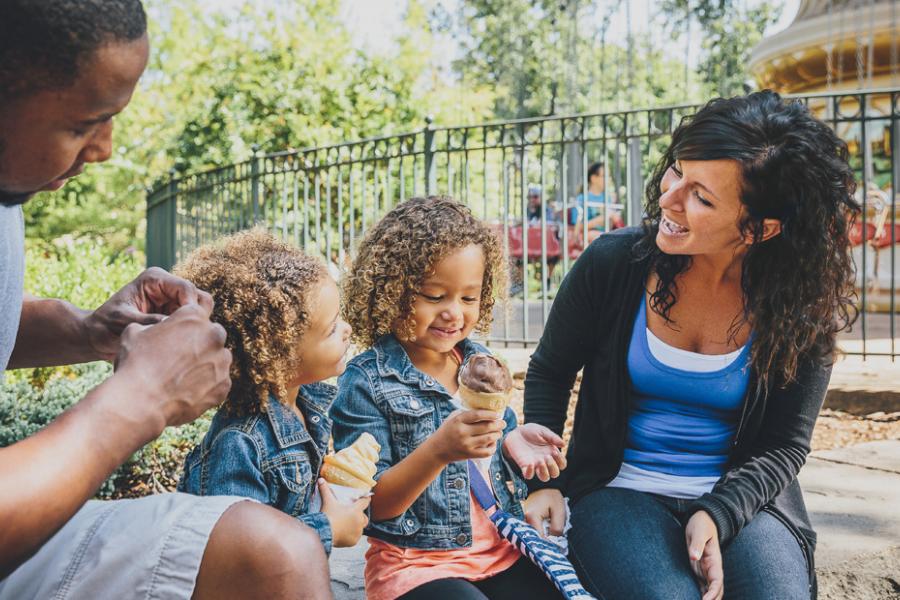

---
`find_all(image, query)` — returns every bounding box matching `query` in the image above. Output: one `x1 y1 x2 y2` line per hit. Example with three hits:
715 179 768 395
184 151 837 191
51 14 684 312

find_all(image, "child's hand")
502 423 566 481
318 479 370 548
428 409 504 464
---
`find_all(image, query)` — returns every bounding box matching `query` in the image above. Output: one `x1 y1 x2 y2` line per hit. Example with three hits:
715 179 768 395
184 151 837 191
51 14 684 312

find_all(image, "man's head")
0 0 149 206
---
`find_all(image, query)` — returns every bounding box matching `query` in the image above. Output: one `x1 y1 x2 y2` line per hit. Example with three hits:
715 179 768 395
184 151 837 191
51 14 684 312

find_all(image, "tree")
23 0 464 251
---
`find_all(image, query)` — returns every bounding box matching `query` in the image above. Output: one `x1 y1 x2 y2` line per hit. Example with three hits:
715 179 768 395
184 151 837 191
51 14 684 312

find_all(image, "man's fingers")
196 289 214 313
115 307 166 328
143 268 216 317
535 462 550 482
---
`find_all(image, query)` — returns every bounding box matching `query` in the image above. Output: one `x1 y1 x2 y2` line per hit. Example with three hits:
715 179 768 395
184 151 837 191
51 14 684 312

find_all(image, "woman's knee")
722 512 809 599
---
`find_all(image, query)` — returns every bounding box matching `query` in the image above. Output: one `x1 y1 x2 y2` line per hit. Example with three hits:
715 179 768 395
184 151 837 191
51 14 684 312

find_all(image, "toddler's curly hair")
343 196 507 348
173 228 327 417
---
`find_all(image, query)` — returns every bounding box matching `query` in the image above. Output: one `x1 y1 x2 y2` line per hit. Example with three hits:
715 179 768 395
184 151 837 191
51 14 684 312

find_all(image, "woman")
512 91 858 599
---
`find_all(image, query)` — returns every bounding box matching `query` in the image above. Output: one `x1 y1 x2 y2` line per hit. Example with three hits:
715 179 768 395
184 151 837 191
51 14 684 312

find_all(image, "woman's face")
656 158 747 258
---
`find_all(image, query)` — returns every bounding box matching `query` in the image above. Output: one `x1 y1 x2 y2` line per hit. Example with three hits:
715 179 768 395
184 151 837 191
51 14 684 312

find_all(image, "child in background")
333 196 566 600
176 228 368 554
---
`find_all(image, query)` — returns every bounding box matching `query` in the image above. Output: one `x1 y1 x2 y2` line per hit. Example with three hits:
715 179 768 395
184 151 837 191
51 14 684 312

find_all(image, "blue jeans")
568 487 809 600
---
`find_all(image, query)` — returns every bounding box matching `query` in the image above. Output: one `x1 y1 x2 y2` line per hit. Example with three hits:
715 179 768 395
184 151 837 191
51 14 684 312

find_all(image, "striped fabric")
467 461 596 600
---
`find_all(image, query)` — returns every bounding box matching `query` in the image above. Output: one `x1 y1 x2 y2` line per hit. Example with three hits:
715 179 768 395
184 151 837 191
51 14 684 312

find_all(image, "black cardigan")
524 227 830 595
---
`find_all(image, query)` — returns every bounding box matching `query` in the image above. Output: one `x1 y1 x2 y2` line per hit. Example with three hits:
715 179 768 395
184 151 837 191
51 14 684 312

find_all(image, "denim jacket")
177 382 336 554
331 334 528 551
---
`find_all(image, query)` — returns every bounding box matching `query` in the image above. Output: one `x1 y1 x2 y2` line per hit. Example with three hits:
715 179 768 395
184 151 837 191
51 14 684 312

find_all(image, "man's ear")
745 218 782 244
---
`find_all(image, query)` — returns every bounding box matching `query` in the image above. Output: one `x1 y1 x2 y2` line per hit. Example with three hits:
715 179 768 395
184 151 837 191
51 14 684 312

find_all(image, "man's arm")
0 270 232 577
9 267 206 369
0 373 162 577
8 294 95 368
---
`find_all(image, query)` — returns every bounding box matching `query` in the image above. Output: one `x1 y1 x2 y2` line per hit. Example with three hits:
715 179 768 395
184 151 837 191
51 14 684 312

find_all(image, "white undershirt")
606 329 746 499
645 327 744 372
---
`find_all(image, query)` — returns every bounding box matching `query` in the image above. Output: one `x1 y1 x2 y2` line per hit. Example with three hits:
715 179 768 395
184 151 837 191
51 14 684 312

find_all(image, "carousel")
751 0 899 313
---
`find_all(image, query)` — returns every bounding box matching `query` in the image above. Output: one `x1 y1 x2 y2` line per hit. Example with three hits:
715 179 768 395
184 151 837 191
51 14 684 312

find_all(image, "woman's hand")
523 488 567 538
319 480 370 548
502 423 566 481
685 510 724 600
428 409 505 463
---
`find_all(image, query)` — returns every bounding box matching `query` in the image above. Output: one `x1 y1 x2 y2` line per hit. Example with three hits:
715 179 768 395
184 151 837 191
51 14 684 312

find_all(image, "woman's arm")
686 357 832 545
524 240 604 490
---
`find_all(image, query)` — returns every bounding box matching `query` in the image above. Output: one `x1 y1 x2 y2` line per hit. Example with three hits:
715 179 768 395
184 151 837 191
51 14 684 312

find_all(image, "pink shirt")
364 495 520 600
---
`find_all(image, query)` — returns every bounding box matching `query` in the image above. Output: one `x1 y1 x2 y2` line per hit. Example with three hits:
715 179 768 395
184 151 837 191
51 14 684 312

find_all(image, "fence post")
251 144 261 223
146 170 179 270
423 116 436 196
627 138 642 227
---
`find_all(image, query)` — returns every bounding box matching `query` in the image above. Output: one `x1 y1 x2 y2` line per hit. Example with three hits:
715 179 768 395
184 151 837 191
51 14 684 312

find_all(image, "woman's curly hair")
343 196 507 348
634 90 860 392
173 228 327 417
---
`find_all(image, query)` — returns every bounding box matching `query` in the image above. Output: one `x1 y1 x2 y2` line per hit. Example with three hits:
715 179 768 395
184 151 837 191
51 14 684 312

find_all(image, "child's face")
290 277 352 385
405 244 485 354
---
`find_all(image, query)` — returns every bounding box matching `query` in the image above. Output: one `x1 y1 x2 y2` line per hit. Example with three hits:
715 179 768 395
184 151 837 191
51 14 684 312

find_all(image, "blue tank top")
623 297 751 477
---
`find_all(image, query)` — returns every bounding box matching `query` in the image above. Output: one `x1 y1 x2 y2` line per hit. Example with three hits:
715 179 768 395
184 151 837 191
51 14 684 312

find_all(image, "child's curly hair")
173 228 327 417
343 196 507 348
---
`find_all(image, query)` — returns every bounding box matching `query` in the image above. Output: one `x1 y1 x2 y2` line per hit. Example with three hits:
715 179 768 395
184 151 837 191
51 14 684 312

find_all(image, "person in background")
568 162 623 244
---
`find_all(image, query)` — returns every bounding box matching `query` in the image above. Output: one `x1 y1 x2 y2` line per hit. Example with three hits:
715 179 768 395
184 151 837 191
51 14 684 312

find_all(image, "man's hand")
83 267 214 361
685 510 724 600
113 302 231 432
502 423 566 481
524 488 566 538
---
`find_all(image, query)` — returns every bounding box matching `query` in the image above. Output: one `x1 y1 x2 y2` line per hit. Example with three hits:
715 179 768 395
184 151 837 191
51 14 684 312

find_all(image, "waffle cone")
458 383 511 413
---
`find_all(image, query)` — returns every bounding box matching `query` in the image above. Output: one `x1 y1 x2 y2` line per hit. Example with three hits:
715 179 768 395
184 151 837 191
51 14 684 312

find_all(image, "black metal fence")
147 88 900 356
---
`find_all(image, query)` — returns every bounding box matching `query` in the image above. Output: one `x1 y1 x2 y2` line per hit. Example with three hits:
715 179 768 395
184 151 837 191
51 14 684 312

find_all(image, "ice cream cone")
457 353 513 414
321 432 381 490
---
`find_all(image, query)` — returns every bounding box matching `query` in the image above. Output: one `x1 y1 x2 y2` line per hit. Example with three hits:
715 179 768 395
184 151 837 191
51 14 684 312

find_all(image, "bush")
0 362 212 499
9 239 142 389
4 239 209 498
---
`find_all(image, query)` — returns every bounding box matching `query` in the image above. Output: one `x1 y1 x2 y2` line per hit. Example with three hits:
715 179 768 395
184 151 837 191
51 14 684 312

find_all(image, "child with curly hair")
333 196 567 600
175 228 369 555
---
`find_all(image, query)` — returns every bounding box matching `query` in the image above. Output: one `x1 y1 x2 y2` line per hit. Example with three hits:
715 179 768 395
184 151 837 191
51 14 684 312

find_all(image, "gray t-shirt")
0 205 25 372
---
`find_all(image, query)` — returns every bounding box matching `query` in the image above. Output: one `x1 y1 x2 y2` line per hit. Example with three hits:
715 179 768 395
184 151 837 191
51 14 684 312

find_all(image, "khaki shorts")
0 493 248 600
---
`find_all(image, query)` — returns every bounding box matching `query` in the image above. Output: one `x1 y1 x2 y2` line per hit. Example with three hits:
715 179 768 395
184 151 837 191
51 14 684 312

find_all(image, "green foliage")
697 3 781 97
0 361 211 499
0 363 112 446
23 0 475 250
447 0 782 118
24 239 142 310
9 239 142 388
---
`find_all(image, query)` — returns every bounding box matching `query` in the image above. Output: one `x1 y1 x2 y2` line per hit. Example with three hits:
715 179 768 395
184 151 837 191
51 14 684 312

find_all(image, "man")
0 1 332 598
